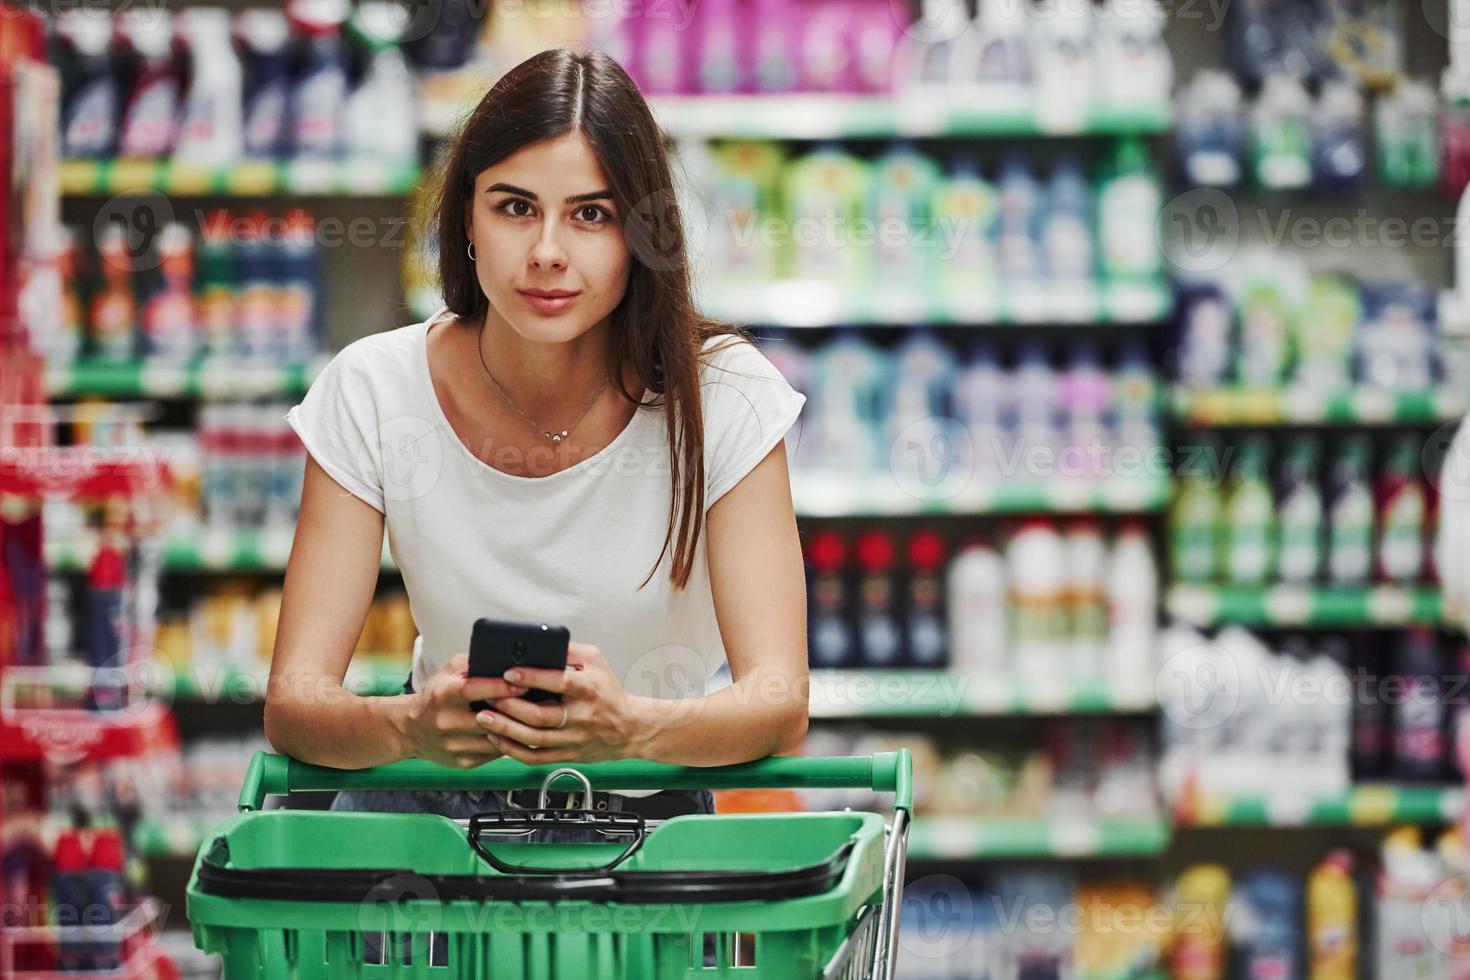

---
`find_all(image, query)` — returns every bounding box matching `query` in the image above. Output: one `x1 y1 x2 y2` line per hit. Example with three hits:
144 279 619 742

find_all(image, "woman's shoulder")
697 331 784 388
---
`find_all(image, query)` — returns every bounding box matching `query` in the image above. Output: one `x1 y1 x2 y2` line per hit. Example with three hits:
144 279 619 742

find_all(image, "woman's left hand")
473 641 651 764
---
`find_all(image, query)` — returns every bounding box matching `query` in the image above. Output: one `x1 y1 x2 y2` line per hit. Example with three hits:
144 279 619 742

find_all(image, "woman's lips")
518 290 580 315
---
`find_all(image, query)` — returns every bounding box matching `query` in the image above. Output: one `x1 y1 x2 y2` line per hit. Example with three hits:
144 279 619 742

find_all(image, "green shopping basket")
187 750 912 979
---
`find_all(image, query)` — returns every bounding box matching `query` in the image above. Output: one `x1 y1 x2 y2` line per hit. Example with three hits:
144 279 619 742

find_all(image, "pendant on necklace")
547 431 568 443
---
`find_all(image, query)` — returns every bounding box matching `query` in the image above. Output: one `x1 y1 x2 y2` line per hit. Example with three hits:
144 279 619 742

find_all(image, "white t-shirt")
284 305 807 709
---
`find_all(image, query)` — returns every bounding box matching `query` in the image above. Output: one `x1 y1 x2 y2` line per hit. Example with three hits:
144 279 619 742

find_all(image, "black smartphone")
467 618 569 711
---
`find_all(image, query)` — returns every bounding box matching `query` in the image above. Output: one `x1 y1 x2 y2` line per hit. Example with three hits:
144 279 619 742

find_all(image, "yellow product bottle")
1308 849 1357 980
1171 864 1229 980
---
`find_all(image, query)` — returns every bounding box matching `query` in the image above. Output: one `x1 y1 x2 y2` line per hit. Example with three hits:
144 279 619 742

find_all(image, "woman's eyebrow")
485 182 614 204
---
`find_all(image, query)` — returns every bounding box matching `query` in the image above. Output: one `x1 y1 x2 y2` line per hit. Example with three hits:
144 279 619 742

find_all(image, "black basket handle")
466 809 647 876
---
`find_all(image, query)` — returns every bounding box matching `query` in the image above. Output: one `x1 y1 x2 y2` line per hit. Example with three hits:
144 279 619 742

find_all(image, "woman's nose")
529 223 568 270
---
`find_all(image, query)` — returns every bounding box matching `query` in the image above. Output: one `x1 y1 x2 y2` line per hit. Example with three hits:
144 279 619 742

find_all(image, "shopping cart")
187 749 911 979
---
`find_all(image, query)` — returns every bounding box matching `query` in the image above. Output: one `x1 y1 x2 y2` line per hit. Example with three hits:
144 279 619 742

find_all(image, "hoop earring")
467 241 476 262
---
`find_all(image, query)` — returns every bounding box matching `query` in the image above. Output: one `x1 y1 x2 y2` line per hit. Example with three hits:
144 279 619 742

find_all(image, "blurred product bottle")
1377 80 1440 189
1174 70 1244 187
947 536 1007 674
54 9 119 159
1107 520 1157 682
933 156 999 299
1377 436 1428 584
1308 849 1358 980
903 531 948 669
869 143 941 283
51 829 91 972
86 827 128 970
1275 436 1324 584
89 225 138 363
287 0 351 159
1292 274 1359 391
1230 868 1302 980
1176 285 1234 387
115 9 182 158
1376 829 1442 977
1220 436 1275 585
1325 437 1375 585
175 7 244 166
1390 629 1447 783
1171 436 1223 582
1311 82 1367 191
141 223 199 363
344 3 419 166
236 9 294 160
1006 520 1067 678
1063 520 1107 676
1171 864 1230 980
1096 139 1162 281
1251 74 1313 190
854 531 902 668
1235 272 1293 387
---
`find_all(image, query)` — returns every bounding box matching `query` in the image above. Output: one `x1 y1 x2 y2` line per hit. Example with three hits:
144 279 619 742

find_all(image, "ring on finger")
557 702 569 729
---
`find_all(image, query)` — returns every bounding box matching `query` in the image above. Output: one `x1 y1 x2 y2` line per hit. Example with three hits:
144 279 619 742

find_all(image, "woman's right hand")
400 653 527 767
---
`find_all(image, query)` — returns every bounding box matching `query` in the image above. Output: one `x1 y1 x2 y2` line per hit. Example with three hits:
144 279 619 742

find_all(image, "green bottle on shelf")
1326 436 1374 586
1171 436 1223 583
1275 435 1324 584
1220 436 1276 585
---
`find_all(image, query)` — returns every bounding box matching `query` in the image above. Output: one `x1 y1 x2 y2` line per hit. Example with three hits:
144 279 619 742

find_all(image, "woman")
263 48 810 830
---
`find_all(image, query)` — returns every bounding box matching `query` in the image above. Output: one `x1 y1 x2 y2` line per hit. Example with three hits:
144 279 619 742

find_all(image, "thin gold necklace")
475 322 611 445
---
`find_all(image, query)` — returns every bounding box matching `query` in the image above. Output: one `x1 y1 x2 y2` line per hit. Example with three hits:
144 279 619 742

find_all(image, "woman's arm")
263 457 523 769
477 440 810 766
263 456 414 768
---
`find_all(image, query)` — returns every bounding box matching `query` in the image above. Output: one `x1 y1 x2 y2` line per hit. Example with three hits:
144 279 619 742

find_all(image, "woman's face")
465 132 632 343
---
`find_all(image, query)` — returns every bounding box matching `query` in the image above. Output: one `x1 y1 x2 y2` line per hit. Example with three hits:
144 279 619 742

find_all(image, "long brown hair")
430 47 748 591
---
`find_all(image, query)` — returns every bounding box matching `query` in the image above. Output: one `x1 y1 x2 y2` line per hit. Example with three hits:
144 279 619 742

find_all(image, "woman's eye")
577 205 612 224
497 199 534 219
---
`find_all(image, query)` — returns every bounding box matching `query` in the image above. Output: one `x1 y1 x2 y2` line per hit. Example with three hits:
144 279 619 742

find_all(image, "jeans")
327 674 714 843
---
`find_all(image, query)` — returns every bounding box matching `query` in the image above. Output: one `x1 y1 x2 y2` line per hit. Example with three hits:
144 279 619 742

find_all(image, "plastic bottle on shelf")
1252 74 1314 190
86 826 128 971
750 0 799 94
811 531 858 669
175 7 244 166
141 223 200 363
1062 520 1108 676
1029 0 1094 126
691 0 745 94
1170 864 1230 980
1311 81 1368 191
1236 268 1294 387
995 153 1044 284
932 156 999 299
344 3 419 166
1106 520 1157 684
1276 435 1325 584
854 531 903 668
947 535 1008 674
1174 70 1245 187
89 224 138 363
1377 80 1440 189
1171 436 1223 582
51 829 92 972
1096 139 1162 281
1230 867 1302 980
1390 628 1448 783
968 0 1031 108
235 9 293 160
1377 435 1428 584
1376 828 1443 978
278 209 322 362
287 0 351 159
1293 274 1359 391
1308 849 1358 980
1041 154 1094 285
869 142 942 284
783 144 868 284
54 9 119 159
115 9 182 158
904 530 949 669
1325 436 1375 585
1094 0 1171 108
1005 520 1067 679
1220 436 1276 585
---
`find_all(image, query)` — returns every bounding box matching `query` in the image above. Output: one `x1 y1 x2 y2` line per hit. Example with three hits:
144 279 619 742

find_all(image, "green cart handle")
238 749 913 814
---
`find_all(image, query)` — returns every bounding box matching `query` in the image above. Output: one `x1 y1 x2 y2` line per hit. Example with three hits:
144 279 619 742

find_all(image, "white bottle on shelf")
946 536 1008 675
1105 520 1157 692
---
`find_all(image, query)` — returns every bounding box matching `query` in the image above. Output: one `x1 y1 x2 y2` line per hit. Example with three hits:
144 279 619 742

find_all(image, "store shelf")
46 528 398 573
60 157 421 196
46 357 326 399
1178 785 1465 827
908 815 1171 860
808 671 1156 718
151 656 409 702
793 473 1171 517
134 814 220 858
1166 584 1443 627
699 278 1172 326
1171 386 1469 426
649 94 1171 139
